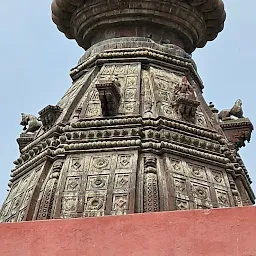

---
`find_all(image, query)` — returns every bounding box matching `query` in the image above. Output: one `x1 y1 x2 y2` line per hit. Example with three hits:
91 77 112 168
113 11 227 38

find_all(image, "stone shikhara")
0 0 254 222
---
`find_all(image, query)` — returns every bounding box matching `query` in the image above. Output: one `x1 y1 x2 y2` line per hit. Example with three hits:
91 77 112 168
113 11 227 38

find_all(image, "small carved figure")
174 76 195 100
20 113 42 133
218 99 244 121
173 76 200 121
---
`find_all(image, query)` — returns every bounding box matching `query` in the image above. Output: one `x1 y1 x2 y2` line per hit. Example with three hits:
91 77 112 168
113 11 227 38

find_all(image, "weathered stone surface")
51 0 226 53
0 0 254 223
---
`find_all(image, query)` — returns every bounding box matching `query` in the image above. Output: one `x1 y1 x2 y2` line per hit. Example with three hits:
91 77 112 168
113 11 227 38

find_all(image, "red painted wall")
1 207 256 256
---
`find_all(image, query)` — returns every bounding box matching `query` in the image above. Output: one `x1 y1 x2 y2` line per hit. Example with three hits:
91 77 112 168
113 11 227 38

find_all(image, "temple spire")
0 0 254 223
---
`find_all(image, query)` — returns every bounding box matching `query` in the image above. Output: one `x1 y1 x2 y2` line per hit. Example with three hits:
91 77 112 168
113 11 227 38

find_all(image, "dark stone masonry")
0 0 254 222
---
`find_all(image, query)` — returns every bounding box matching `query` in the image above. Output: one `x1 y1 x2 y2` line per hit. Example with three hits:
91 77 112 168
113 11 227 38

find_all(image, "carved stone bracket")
17 133 35 152
95 77 121 116
220 118 253 150
39 105 62 131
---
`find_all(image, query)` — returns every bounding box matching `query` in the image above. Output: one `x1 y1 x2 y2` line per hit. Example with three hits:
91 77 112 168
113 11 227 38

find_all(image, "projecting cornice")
51 0 226 53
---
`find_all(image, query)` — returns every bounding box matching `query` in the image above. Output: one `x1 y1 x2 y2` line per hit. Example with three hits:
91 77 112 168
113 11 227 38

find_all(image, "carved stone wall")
0 164 44 222
35 151 139 218
1 39 254 222
164 156 235 210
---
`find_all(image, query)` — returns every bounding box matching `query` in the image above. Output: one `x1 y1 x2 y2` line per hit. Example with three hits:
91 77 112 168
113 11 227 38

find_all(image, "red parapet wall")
1 206 256 256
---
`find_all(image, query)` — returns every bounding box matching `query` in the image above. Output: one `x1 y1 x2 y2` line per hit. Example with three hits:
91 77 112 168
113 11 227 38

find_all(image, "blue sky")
0 1 255 205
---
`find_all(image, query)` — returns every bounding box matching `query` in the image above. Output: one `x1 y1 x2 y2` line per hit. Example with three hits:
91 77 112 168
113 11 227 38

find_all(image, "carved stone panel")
84 194 106 217
86 175 109 190
216 190 230 208
211 169 226 187
37 179 57 220
117 154 132 169
174 177 189 201
0 165 43 222
143 173 159 212
70 158 84 172
150 67 182 119
164 155 233 211
169 159 184 175
114 174 130 190
188 164 208 181
91 156 111 171
57 69 94 123
143 156 160 212
176 198 190 210
65 176 82 192
142 70 155 118
111 194 129 215
61 196 78 218
81 63 141 117
58 151 138 218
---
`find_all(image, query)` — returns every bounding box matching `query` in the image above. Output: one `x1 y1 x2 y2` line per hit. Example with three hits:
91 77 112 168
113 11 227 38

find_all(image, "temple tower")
0 0 254 222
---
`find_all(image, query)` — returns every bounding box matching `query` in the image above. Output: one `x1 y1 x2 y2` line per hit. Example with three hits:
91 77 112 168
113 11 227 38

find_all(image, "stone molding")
51 0 225 52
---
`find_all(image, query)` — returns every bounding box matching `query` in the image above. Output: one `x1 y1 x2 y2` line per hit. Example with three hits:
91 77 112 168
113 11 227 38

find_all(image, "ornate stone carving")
65 177 81 191
87 175 108 190
117 155 132 169
193 185 209 200
189 165 207 180
173 77 200 122
170 159 183 174
37 161 63 220
70 158 83 171
20 113 42 133
84 196 106 217
92 156 110 169
216 191 230 208
95 76 121 116
38 105 62 130
1 0 255 223
17 133 35 152
143 156 159 212
212 170 225 185
220 118 254 150
114 174 130 189
176 199 189 210
112 194 128 213
62 197 77 213
218 99 244 121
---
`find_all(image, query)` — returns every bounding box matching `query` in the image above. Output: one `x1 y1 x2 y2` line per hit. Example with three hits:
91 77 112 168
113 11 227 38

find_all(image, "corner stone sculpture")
0 0 254 222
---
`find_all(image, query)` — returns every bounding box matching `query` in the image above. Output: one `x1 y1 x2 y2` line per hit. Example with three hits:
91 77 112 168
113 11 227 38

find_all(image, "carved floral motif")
118 155 132 168
86 196 105 211
92 157 110 169
87 175 108 190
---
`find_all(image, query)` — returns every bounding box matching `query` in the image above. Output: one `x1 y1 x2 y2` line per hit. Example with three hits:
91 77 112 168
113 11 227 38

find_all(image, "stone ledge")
0 206 256 256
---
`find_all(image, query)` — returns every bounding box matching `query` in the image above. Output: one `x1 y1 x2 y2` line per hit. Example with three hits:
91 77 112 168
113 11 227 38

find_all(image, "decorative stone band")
70 47 202 90
11 116 238 178
51 0 225 52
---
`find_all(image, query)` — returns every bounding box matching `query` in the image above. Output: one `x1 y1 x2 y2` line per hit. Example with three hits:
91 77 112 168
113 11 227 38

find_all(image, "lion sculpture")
20 113 42 133
218 99 244 121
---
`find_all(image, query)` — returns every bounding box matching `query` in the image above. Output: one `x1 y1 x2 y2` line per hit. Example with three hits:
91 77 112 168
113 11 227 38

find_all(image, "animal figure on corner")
20 113 42 133
218 99 244 121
